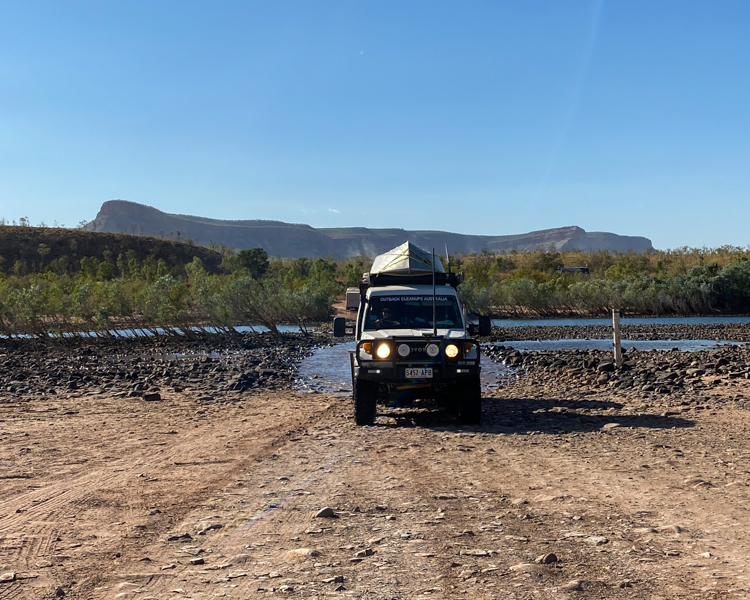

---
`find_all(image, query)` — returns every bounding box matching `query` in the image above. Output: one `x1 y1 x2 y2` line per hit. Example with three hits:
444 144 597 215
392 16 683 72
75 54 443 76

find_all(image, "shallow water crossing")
296 342 512 395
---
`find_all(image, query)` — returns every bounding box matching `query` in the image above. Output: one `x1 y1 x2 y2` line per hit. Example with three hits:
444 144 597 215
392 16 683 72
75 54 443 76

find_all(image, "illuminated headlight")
445 344 459 358
397 344 411 357
425 344 440 357
376 343 391 359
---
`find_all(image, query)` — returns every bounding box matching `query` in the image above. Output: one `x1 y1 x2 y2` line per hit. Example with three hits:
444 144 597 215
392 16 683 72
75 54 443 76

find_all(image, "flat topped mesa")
369 242 445 276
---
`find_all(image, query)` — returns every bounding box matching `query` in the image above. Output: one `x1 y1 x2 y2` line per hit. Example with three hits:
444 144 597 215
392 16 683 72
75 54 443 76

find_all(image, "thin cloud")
328 208 341 213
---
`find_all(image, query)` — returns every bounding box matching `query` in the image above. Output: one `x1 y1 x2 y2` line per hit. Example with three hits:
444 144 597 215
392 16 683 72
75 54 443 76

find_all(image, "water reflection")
1 324 306 339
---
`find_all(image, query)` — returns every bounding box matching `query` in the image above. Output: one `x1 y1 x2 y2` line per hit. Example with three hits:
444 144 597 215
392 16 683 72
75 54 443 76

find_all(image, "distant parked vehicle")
345 287 360 311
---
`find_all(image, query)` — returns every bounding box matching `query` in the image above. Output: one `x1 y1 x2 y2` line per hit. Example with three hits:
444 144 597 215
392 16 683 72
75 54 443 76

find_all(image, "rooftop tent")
370 242 444 276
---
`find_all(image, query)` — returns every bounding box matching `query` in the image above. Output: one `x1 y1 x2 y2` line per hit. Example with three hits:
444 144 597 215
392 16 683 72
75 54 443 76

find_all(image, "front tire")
457 375 482 424
440 383 460 415
354 379 378 425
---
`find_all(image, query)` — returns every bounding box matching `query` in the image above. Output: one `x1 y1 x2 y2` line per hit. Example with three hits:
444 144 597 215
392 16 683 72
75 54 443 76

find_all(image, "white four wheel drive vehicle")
333 242 491 425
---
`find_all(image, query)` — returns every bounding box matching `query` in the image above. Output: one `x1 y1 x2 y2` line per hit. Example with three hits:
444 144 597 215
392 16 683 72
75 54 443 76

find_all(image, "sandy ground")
2 380 750 599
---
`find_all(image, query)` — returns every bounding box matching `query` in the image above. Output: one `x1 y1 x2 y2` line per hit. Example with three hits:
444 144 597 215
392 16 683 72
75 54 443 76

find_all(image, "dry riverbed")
1 334 750 599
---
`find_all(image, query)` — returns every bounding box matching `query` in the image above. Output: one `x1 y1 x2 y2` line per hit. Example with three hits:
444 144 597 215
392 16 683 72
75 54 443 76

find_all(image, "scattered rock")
0 572 16 583
658 525 684 534
286 548 321 558
632 527 657 534
231 553 251 564
683 476 709 486
585 536 609 545
536 553 558 564
196 522 223 535
315 507 336 518
562 579 584 591
509 563 543 574
533 494 561 502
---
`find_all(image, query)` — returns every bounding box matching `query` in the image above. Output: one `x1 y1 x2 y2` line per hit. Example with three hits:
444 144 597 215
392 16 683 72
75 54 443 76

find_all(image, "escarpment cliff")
88 200 653 258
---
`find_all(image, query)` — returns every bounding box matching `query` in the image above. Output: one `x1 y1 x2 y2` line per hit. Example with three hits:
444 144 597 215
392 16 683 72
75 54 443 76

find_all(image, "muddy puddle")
295 342 513 395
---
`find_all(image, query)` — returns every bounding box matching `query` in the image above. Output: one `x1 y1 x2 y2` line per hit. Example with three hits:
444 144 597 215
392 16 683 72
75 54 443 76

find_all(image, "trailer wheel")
457 375 482 425
354 379 378 425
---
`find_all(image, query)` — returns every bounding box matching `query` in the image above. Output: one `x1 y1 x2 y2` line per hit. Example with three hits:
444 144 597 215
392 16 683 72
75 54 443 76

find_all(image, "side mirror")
333 317 347 337
478 315 491 337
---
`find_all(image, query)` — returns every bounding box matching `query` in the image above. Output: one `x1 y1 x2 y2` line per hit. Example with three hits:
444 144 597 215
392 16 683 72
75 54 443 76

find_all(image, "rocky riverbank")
490 321 750 342
3 322 749 407
0 331 332 403
485 343 750 409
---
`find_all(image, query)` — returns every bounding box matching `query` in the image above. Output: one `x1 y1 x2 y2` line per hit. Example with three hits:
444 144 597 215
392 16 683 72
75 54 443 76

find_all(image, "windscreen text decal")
379 296 450 302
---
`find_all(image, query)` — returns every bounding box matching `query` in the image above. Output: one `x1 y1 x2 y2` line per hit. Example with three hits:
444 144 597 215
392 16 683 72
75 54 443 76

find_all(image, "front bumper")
352 337 481 386
355 362 479 381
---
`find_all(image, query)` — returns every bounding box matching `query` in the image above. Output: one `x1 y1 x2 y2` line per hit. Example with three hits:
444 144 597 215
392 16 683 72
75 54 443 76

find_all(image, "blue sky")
1 1 749 249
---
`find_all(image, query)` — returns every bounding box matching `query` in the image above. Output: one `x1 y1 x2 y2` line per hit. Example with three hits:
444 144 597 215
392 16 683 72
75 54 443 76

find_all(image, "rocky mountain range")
88 200 653 258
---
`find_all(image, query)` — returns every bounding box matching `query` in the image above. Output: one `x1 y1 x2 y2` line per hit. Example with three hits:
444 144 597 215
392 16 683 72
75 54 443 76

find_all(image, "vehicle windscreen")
364 294 463 331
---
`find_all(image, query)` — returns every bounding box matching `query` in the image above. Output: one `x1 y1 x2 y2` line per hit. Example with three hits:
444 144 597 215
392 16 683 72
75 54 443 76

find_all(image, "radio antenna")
445 244 451 273
432 247 437 337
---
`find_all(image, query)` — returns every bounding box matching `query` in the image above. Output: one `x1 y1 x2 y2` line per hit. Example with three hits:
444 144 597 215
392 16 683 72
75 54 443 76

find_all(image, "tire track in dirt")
61 393 341 599
111 402 359 599
150 396 747 599
138 459 351 592
0 392 336 598
0 582 26 600
114 400 623 599
6 384 750 598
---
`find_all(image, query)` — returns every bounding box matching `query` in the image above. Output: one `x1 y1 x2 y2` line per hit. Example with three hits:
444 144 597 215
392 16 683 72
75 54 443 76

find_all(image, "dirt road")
2 381 750 599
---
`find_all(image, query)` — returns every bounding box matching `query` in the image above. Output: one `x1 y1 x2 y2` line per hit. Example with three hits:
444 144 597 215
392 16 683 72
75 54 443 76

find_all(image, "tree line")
2 234 750 337
0 246 368 338
455 247 750 317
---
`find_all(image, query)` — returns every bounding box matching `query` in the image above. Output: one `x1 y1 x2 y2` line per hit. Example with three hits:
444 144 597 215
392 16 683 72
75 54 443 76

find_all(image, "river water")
492 316 750 327
295 342 514 396
493 339 742 352
295 337 742 396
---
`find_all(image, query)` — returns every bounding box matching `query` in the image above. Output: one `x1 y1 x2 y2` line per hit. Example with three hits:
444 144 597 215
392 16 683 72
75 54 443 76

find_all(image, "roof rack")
359 271 463 293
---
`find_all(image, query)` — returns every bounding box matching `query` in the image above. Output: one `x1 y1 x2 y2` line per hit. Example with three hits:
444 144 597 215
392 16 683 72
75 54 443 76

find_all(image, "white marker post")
612 309 623 368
